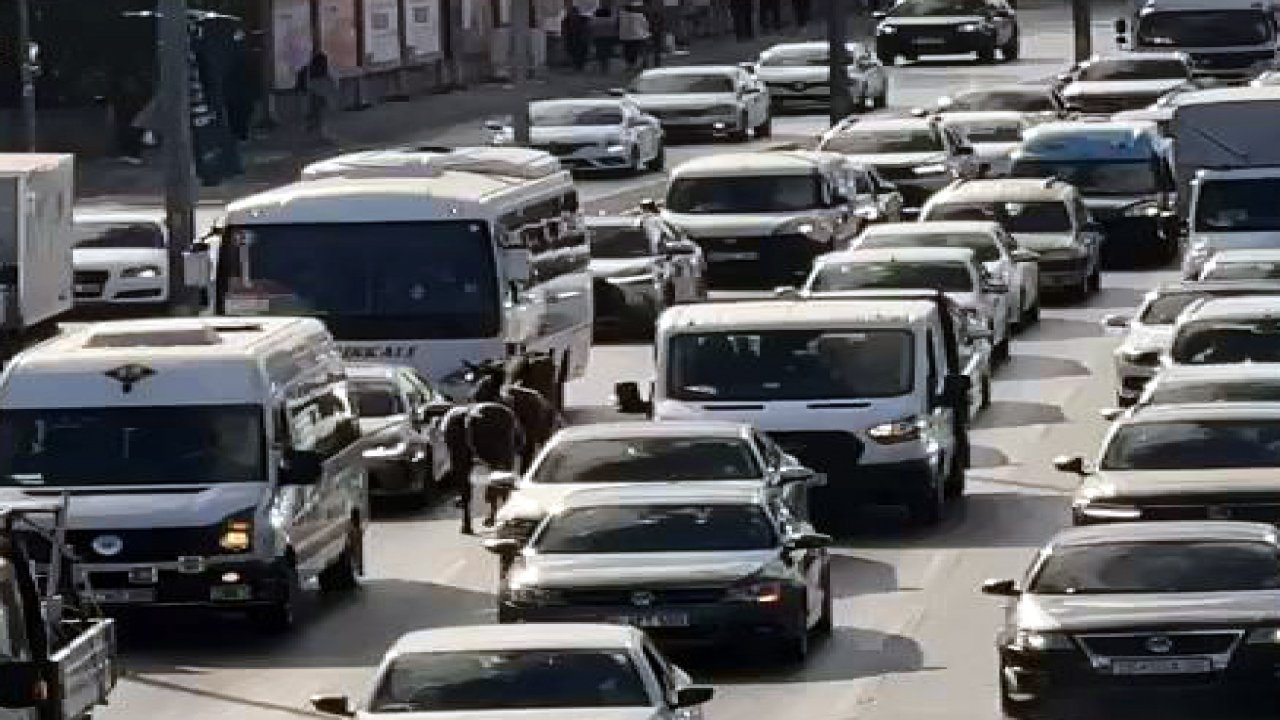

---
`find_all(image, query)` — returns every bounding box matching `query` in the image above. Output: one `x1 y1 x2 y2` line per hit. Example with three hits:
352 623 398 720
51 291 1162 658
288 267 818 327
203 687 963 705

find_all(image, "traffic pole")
827 0 855 126
511 0 532 145
159 0 197 312
1071 0 1092 62
16 0 37 151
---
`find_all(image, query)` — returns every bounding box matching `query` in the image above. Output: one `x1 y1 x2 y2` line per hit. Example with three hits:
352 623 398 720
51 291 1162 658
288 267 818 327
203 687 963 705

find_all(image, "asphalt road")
85 4 1256 720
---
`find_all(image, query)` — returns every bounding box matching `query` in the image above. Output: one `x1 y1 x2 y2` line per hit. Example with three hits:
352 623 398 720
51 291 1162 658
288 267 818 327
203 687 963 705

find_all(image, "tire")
409 463 433 510
994 333 1011 366
730 112 750 142
980 373 992 409
977 45 996 63
908 466 947 526
646 143 666 171
814 570 834 635
1001 33 1020 61
1088 266 1102 295
874 85 888 109
1021 297 1040 327
249 560 300 634
755 114 773 139
318 523 362 593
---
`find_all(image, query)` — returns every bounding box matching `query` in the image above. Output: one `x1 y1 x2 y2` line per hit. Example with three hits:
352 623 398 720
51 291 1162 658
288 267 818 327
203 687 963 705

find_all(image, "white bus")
189 147 593 405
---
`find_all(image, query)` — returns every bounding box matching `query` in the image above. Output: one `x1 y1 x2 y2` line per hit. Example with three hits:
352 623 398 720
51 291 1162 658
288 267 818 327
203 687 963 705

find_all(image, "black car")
874 0 1019 65
984 521 1280 717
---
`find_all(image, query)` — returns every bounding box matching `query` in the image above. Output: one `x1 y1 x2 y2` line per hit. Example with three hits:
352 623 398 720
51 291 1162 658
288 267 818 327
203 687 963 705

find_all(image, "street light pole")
16 0 37 151
1071 0 1092 62
158 0 197 312
511 0 532 145
827 0 854 126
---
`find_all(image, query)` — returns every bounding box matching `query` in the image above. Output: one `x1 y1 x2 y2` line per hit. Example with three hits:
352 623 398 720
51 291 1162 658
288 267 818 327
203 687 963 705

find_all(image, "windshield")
945 90 1056 112
630 73 734 94
809 261 974 292
668 329 913 401
667 175 822 213
73 221 165 249
1139 292 1202 324
928 201 1072 233
535 504 776 553
1101 419 1280 470
1202 261 1280 281
821 126 941 154
352 381 405 417
1148 380 1280 406
1010 160 1158 195
952 121 1023 143
531 437 760 483
1077 58 1189 81
530 103 624 126
1136 11 1272 48
370 650 648 712
1030 541 1280 594
219 221 499 340
890 0 988 17
858 231 1001 262
1195 179 1280 232
589 226 652 259
0 406 264 487
1172 320 1280 364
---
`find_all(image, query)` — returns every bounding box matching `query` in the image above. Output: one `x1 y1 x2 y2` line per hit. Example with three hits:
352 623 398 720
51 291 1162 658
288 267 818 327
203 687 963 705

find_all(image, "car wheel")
409 462 433 509
318 523 363 593
249 560 300 633
755 113 773 139
730 112 751 142
944 445 967 501
1088 265 1102 294
909 466 947 526
646 143 666 171
1000 661 1044 719
977 45 996 63
814 569 834 635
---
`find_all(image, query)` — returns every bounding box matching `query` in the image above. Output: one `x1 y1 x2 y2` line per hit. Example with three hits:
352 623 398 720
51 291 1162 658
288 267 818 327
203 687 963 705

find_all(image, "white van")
0 317 368 632
192 146 592 404
616 292 974 527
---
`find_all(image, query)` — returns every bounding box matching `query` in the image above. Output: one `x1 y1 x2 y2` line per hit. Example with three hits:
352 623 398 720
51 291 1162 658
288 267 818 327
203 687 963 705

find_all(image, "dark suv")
875 0 1019 65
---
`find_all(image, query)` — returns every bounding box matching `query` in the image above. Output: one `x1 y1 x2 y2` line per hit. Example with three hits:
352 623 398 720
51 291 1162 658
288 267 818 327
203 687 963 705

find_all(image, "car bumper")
73 557 288 609
877 32 994 56
654 116 740 134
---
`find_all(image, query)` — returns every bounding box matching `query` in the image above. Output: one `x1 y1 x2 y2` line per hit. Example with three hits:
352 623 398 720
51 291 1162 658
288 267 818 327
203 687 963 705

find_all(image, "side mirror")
639 198 661 214
1101 313 1131 329
777 466 815 485
1099 407 1124 421
784 532 833 550
966 322 993 340
283 450 324 485
909 107 928 118
483 538 522 557
614 381 653 414
1056 72 1073 83
854 206 881 222
872 10 887 19
774 285 800 299
0 662 44 708
1011 249 1039 263
504 247 534 284
608 87 626 97
982 281 1009 294
183 244 212 289
942 374 971 409
739 61 757 73
674 686 715 708
1052 454 1087 475
980 578 1020 597
311 695 354 717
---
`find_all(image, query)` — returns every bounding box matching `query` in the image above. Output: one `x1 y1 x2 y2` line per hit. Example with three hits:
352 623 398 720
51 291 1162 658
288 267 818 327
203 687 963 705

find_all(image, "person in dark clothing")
298 51 339 139
729 0 754 40
645 1 667 67
466 375 522 528
440 403 475 534
791 0 810 26
759 0 781 31
225 45 257 141
592 1 621 73
562 1 592 71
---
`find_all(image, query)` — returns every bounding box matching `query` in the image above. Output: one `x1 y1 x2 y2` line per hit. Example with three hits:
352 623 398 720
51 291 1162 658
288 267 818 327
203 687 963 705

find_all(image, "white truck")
0 155 74 360
1114 0 1280 82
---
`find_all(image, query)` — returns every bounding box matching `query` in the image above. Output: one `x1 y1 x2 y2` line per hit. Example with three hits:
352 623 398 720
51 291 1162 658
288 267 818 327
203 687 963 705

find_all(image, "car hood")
530 126 622 144
757 66 829 82
1194 231 1280 251
883 15 983 26
516 550 777 588
1121 323 1173 352
356 707 661 720
1018 590 1280 632
73 247 168 269
630 93 737 110
663 211 822 238
0 483 263 529
590 258 656 279
1063 79 1188 98
1012 232 1079 252
502 480 768 522
838 152 947 168
1083 468 1280 501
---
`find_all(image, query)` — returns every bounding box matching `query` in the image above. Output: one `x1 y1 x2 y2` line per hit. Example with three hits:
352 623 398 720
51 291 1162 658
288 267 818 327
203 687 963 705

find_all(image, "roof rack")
300 146 563 181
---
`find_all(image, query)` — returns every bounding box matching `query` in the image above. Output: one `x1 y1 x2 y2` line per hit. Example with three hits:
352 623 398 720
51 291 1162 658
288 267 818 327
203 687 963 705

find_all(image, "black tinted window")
531 102 625 126
809 261 974 292
821 126 941 154
74 222 165 249
857 232 1001 262
1172 321 1280 364
945 90 1056 112
1195 178 1280 233
667 176 822 213
532 437 761 483
589 226 652 259
1139 292 1201 324
1076 59 1189 81
536 504 777 553
1101 420 1280 470
890 0 988 16
631 74 734 93
1031 542 1280 594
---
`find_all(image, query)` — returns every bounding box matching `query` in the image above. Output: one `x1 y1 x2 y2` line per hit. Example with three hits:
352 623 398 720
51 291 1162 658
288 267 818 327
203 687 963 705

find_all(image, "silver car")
754 41 888 112
586 215 707 336
488 98 664 173
620 65 772 141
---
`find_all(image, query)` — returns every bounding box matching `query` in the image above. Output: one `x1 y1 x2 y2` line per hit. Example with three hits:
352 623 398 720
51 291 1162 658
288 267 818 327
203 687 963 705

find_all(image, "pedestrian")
591 1 621 73
108 73 148 165
440 402 475 534
620 3 651 71
645 1 666 67
729 0 754 40
662 0 686 50
561 1 592 71
298 51 339 142
759 0 781 32
791 0 810 26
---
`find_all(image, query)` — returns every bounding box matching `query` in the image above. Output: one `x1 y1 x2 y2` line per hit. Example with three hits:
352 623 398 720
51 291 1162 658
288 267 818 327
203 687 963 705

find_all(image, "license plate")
914 37 945 45
210 584 252 601
74 283 102 294
707 251 759 262
612 612 690 628
1110 657 1211 675
92 588 156 604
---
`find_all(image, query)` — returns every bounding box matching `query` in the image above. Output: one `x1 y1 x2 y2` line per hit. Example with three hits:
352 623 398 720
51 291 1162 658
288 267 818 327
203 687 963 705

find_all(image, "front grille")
1078 631 1242 657
533 142 594 156
768 431 863 472
559 586 726 606
27 527 226 563
695 234 821 289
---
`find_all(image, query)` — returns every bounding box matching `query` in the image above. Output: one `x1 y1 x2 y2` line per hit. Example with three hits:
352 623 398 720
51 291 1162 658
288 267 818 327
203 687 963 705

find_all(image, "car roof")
760 41 863 54
73 210 166 225
860 220 1003 237
638 65 738 77
549 421 753 442
1208 249 1280 262
931 178 1076 203
670 150 841 178
1123 402 1280 423
1198 166 1280 181
390 624 641 655
949 84 1053 98
1184 295 1280 321
533 97 626 108
556 482 768 510
819 247 977 265
1048 521 1278 549
660 297 937 331
1151 363 1280 385
838 118 934 133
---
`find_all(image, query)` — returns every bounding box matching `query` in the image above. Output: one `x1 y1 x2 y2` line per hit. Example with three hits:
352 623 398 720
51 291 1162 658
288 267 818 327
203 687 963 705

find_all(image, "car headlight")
1247 627 1280 644
726 579 785 603
914 163 948 175
867 416 927 444
958 22 983 32
508 585 563 605
1118 348 1159 366
1123 200 1161 218
121 264 163 279
878 24 897 34
219 518 253 553
607 272 658 285
363 440 409 459
1073 500 1142 520
1014 630 1073 651
606 144 628 153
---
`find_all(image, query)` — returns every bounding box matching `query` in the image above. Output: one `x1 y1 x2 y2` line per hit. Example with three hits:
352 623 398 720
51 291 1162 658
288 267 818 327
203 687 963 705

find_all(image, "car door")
660 219 704 301
923 325 958 470
997 227 1038 311
403 369 450 482
867 168 904 221
652 220 687 302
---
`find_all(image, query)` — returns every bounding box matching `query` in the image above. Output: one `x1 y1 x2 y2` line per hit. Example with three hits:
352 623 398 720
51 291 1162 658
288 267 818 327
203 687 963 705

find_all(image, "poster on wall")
363 0 402 66
271 0 313 89
319 0 360 76
403 0 442 58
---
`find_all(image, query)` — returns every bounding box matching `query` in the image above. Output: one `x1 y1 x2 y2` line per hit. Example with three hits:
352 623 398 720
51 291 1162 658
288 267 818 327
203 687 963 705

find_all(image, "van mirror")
872 10 886 19
483 538 521 558
1053 454 1088 476
183 245 211 289
614 381 652 414
283 450 324 485
0 662 43 708
1101 313 1131 329
1099 407 1125 421
504 248 534 284
310 694 354 717
639 198 661 214
608 87 627 97
420 400 453 422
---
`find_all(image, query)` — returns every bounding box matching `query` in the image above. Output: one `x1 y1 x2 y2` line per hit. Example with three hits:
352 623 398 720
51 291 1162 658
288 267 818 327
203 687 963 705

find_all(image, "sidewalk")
77 25 830 206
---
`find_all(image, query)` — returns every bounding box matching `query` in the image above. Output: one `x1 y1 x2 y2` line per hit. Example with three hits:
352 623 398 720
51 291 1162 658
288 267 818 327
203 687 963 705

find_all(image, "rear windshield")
530 437 761 483
1172 320 1280 364
589 226 652 259
945 89 1057 113
856 232 1001 263
667 175 822 213
1076 58 1189 81
820 126 941 154
808 261 974 292
1147 380 1280 406
927 201 1071 233
953 121 1023 143
1101 419 1280 470
1139 292 1202 324
1031 541 1280 594
535 504 776 553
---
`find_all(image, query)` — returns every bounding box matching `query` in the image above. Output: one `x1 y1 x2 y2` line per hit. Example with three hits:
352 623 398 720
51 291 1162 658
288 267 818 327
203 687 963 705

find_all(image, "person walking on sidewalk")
729 0 754 40
591 1 621 73
562 1 592 71
298 51 339 142
791 0 810 26
620 4 651 72
759 0 781 32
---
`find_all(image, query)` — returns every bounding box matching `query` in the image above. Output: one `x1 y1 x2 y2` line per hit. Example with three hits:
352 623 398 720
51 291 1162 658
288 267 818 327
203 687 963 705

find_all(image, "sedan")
488 484 833 663
348 363 452 506
587 215 706 337
309 623 714 719
71 211 170 313
620 65 771 141
1127 363 1280 411
873 0 1019 65
984 521 1280 717
487 98 664 174
818 117 979 209
754 41 888 112
928 84 1066 124
1056 52 1194 115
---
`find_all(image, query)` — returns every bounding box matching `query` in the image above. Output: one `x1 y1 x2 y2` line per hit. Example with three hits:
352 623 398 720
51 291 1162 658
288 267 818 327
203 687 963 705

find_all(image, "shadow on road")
1020 316 1105 342
995 354 1092 382
828 491 1068 549
969 444 1012 469
828 552 899 598
1090 285 1149 311
973 400 1068 429
681 626 934 685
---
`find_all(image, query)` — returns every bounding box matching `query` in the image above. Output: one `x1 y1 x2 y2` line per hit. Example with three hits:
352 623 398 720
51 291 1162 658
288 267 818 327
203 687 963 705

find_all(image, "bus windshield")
218 221 501 340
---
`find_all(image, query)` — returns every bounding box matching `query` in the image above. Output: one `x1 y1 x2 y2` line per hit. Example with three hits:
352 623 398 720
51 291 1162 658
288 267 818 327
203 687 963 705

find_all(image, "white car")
803 246 1013 359
488 98 664 174
71 212 169 311
938 111 1029 177
621 65 771 141
852 220 1041 331
1198 248 1280 281
754 41 888 111
309 624 714 719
